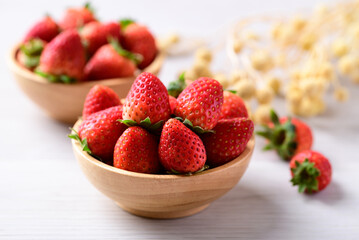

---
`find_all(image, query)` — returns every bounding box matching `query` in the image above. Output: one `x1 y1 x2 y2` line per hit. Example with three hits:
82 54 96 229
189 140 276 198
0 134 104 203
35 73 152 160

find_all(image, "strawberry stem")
68 128 92 154
291 159 320 194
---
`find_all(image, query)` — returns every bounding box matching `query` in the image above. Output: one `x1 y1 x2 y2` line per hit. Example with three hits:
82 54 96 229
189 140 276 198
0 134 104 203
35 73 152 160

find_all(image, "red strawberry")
168 95 177 115
81 21 121 55
159 119 206 173
82 85 121 119
257 110 313 160
75 106 127 164
175 77 223 131
290 150 332 193
114 126 160 173
220 91 248 119
59 3 96 30
23 16 59 43
122 72 171 124
84 40 137 80
120 20 157 69
202 118 254 167
17 39 46 69
36 29 86 82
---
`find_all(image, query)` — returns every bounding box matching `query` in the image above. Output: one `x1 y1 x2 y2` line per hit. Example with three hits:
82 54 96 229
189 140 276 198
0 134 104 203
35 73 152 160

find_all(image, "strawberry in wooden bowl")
8 3 164 124
70 72 255 219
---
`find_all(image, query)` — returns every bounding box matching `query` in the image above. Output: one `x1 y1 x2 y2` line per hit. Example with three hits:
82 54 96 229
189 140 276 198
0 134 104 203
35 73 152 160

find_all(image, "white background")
1 0 358 239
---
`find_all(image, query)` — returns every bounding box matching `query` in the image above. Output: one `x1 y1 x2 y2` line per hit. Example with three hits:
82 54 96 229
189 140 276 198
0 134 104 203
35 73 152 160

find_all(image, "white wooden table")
1 0 358 239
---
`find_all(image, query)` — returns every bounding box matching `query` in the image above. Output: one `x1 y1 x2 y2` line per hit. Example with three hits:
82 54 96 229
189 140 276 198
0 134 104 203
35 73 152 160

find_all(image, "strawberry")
59 3 96 30
120 20 157 69
256 110 313 160
202 118 254 167
219 91 248 119
82 85 121 119
81 21 121 55
70 106 127 164
168 95 177 115
174 77 223 131
114 126 160 173
36 29 86 83
122 72 171 125
17 39 46 69
290 150 332 193
84 39 138 80
23 16 59 43
159 118 206 173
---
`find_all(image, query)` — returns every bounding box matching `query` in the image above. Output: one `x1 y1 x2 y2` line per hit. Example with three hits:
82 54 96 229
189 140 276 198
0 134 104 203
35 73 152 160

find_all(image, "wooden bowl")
71 119 255 219
7 44 165 124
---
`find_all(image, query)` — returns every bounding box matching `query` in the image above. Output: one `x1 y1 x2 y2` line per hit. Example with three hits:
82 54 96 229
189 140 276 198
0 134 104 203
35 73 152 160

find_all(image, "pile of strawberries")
70 72 254 174
257 110 333 194
17 3 157 83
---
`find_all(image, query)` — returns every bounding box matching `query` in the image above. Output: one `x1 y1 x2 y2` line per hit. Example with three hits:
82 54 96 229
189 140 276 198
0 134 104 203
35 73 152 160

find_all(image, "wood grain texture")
8 44 165 124
71 120 255 219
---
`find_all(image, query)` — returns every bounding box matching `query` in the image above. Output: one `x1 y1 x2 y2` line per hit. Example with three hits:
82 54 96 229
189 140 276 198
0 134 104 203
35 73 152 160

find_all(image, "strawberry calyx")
174 117 215 134
119 19 135 30
118 117 163 132
108 37 143 65
291 158 320 194
20 38 45 68
256 109 297 160
35 69 76 83
167 72 186 98
68 128 102 161
167 165 209 176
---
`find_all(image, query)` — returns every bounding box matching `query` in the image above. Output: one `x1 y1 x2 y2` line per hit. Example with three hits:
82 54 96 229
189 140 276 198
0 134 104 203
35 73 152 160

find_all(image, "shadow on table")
128 185 283 239
303 180 344 205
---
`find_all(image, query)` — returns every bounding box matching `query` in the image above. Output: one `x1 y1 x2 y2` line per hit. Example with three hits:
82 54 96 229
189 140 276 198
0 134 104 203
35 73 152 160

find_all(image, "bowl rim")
8 43 166 86
71 119 255 180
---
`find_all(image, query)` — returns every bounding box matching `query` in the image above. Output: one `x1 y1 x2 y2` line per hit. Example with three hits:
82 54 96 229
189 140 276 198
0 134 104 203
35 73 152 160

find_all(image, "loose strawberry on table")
71 105 127 165
290 150 332 193
159 118 206 174
80 21 121 56
35 29 86 83
256 109 313 160
175 77 224 131
59 3 97 30
122 72 171 125
84 39 138 80
220 91 248 119
202 118 254 167
114 126 160 174
120 19 157 69
82 85 121 120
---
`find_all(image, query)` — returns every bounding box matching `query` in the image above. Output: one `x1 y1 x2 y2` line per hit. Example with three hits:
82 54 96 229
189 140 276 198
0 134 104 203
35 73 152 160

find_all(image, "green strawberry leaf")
24 55 40 68
117 119 138 127
255 109 297 160
118 117 164 133
176 117 215 134
119 18 135 29
20 38 44 56
227 90 237 94
108 37 143 65
290 159 320 194
167 72 186 98
68 128 92 154
35 69 76 84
